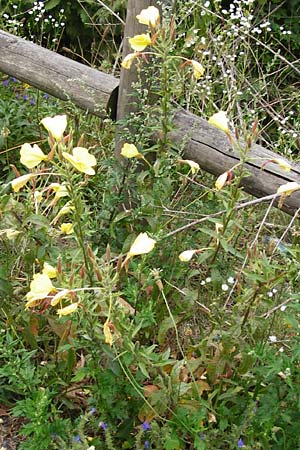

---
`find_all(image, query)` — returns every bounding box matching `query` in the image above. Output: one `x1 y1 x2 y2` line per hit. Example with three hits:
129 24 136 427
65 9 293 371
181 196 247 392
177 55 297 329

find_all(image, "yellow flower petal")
120 143 141 158
60 223 74 235
48 183 69 200
128 232 156 257
179 250 197 262
121 52 138 69
273 158 291 172
40 115 67 140
215 171 229 191
57 302 78 317
42 262 57 279
26 273 54 303
208 111 230 133
190 60 205 79
62 147 96 175
50 289 72 306
20 143 47 169
136 6 160 27
11 174 34 192
129 34 152 52
277 182 300 196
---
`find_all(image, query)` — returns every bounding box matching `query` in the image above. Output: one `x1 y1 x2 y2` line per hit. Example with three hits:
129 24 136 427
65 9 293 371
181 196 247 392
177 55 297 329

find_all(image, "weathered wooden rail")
1 27 300 215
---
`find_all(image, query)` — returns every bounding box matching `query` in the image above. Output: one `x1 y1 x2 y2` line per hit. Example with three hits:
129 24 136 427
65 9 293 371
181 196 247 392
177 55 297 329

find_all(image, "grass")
1 1 300 449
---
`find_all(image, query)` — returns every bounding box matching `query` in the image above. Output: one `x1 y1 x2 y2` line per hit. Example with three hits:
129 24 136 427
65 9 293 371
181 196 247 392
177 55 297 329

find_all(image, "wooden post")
116 0 159 122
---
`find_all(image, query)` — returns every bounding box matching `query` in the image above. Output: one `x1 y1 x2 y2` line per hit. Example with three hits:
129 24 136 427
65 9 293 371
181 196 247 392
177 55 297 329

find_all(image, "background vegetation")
1 1 300 449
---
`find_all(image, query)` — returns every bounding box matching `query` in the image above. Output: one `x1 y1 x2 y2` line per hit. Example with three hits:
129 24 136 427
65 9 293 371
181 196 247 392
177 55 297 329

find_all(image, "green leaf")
165 436 181 450
45 0 61 10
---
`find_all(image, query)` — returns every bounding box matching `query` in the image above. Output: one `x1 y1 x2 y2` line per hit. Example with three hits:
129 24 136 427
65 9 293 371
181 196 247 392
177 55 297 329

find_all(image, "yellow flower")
277 182 300 196
20 143 47 169
179 159 200 174
40 114 67 140
11 174 34 192
25 273 54 308
208 111 229 133
42 262 57 279
120 143 141 158
215 171 229 191
60 223 74 235
190 60 205 79
51 202 75 225
128 232 156 257
103 321 113 346
129 34 152 52
62 147 96 175
48 183 69 200
121 53 138 69
136 6 160 27
57 302 78 317
179 250 197 262
50 289 72 306
273 158 291 172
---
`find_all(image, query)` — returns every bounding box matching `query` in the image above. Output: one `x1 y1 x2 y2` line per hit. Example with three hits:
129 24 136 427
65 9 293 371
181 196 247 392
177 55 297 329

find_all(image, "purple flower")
141 421 151 431
144 441 150 449
100 421 108 430
237 438 244 448
73 435 81 442
43 93 49 100
3 79 9 87
23 94 29 101
11 77 18 82
89 407 96 414
30 98 36 105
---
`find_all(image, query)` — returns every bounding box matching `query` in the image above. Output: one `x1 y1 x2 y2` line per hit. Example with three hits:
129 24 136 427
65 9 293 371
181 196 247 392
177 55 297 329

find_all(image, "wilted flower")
190 60 205 79
273 158 291 172
20 143 47 169
60 223 74 235
179 249 197 262
128 232 156 257
208 111 229 133
103 321 113 346
11 174 34 192
179 159 200 174
120 143 141 158
50 289 72 306
62 147 96 175
0 228 21 240
51 202 75 225
121 52 139 69
129 34 152 51
40 114 67 140
215 171 229 190
277 181 300 196
57 302 78 317
48 183 69 200
136 6 160 27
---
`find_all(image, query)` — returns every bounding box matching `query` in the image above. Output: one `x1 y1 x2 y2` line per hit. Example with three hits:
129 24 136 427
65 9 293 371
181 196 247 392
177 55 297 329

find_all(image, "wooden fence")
1 3 300 215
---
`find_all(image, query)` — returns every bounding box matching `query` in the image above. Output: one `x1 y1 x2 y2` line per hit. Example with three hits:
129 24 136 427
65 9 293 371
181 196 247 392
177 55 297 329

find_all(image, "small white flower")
272 288 278 294
267 292 273 298
228 276 235 284
269 335 277 343
221 283 229 292
280 305 287 312
279 347 284 353
200 280 206 286
205 277 211 283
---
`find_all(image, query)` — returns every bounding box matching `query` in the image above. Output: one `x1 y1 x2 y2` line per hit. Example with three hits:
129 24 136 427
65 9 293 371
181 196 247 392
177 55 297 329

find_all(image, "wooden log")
0 30 119 118
171 109 300 215
1 29 299 214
